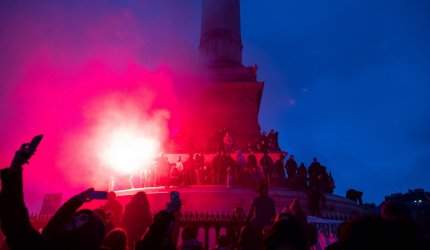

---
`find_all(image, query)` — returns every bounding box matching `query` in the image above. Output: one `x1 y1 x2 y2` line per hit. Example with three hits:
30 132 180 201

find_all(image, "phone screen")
89 191 108 200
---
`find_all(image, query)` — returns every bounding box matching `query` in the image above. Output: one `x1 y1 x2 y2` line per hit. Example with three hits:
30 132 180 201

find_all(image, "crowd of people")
166 128 282 155
0 139 429 250
124 150 334 217
130 151 334 191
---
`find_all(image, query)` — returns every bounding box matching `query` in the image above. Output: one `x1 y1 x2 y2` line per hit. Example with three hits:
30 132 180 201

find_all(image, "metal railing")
29 211 347 249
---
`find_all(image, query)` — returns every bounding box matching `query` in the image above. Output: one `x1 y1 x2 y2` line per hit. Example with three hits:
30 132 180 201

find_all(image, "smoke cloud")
0 0 202 212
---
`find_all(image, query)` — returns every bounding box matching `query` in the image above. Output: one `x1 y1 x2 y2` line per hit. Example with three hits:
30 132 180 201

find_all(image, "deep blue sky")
242 0 430 204
1 0 430 206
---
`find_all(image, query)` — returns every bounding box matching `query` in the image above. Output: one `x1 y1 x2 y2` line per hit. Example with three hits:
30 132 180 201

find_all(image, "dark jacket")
0 168 51 250
246 195 276 230
135 210 176 250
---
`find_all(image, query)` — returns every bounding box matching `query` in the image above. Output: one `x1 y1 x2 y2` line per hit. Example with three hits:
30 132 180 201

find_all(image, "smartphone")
27 134 44 152
89 191 108 200
170 191 180 202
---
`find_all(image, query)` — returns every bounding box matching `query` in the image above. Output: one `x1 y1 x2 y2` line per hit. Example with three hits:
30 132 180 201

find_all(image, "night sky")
1 0 429 211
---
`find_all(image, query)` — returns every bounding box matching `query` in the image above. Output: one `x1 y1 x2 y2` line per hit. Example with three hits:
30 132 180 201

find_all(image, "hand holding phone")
11 134 44 169
88 191 109 200
78 188 108 202
27 134 44 153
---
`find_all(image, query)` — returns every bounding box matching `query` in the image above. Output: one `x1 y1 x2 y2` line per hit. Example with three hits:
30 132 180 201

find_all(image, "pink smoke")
0 1 202 213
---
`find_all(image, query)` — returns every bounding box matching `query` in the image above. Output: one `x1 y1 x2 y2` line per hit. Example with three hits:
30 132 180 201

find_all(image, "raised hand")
10 134 43 170
11 143 34 169
77 188 95 203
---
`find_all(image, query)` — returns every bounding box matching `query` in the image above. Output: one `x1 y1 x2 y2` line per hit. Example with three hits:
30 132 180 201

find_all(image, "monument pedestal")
185 79 264 151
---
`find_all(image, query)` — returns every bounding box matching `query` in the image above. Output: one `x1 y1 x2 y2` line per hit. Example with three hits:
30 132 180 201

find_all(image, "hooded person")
135 191 182 250
285 198 317 247
45 208 106 250
264 213 309 250
102 228 128 250
121 191 152 249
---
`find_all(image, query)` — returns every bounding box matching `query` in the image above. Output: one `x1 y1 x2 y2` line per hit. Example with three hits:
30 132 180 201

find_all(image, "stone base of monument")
95 185 363 219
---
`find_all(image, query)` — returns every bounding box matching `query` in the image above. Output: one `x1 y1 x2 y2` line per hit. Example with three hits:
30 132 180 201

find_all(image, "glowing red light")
99 127 160 174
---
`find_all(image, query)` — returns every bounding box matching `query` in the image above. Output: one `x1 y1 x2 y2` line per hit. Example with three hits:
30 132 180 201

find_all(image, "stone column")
200 0 243 67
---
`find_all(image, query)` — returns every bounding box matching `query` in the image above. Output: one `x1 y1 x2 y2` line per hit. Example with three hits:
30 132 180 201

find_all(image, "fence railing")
30 211 347 249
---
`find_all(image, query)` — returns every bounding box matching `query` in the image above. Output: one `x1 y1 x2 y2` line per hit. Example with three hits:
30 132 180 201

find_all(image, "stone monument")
183 0 264 151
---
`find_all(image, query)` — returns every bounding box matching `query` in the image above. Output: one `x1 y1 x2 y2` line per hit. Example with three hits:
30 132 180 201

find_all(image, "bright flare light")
101 128 160 174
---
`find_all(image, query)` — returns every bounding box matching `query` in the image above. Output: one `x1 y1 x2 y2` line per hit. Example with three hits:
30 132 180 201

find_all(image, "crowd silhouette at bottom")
0 137 429 250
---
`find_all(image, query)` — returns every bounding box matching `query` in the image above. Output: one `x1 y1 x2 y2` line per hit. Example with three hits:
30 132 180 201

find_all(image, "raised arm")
0 141 47 249
42 188 93 239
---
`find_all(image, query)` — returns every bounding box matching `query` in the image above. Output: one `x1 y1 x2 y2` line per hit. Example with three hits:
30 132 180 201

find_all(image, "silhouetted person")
324 221 351 250
230 207 245 249
222 154 237 185
227 165 234 187
135 211 176 250
319 166 333 193
286 198 317 248
342 215 392 250
308 157 322 189
234 224 263 250
297 162 308 191
285 154 298 180
43 203 106 250
93 208 115 235
272 153 286 186
267 130 276 152
100 191 123 228
381 200 429 250
177 225 203 250
135 192 182 250
223 131 233 154
121 191 152 249
246 183 276 232
258 132 268 153
212 152 224 184
176 156 184 174
344 212 429 250
184 153 197 185
0 139 105 250
235 149 246 185
264 213 309 250
157 153 171 186
102 228 128 250
381 200 413 222
260 151 274 186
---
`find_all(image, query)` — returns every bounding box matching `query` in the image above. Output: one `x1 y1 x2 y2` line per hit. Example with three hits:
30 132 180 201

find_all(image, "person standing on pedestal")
260 151 274 186
246 183 276 232
223 131 233 154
